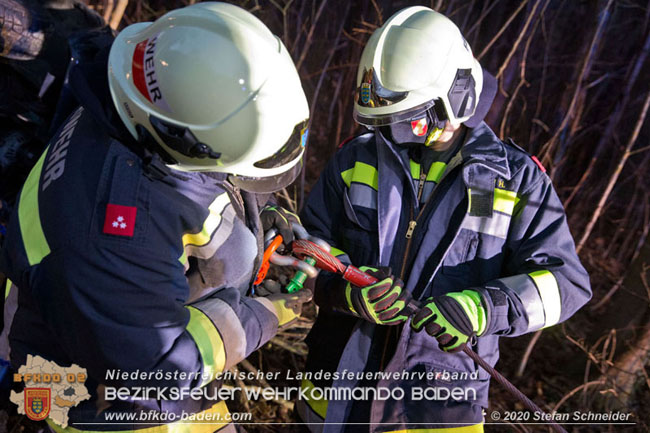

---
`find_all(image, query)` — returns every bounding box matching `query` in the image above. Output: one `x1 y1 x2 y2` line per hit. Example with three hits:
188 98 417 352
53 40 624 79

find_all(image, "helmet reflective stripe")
353 6 483 127
108 2 309 178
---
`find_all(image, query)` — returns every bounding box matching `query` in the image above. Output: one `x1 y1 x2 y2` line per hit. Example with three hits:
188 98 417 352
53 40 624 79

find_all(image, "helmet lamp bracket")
149 116 222 160
448 68 477 119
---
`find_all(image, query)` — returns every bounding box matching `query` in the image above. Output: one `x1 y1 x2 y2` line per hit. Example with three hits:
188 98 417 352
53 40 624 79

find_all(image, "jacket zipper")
381 159 465 370
399 166 427 280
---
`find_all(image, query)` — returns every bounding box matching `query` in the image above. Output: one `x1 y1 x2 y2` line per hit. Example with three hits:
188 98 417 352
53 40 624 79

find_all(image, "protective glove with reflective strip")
260 205 300 247
343 266 411 325
411 290 487 352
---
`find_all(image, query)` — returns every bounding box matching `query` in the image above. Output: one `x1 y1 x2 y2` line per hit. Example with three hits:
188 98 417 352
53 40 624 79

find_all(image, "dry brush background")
6 0 650 432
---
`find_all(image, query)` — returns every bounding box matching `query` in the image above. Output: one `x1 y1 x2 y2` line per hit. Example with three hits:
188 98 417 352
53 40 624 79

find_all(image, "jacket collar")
376 121 512 182
459 121 511 180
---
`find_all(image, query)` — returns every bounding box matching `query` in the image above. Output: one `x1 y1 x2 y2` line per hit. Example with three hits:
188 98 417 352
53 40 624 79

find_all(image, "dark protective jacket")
0 36 283 433
0 0 105 211
297 124 591 432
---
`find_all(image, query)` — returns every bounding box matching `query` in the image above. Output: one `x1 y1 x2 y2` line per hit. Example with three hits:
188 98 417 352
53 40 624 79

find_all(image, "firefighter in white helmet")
1 3 313 432
297 6 590 432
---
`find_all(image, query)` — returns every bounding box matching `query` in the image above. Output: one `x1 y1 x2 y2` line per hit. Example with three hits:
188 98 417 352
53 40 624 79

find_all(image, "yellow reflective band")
529 270 562 327
19 149 51 266
493 188 518 215
301 379 329 419
410 160 420 179
182 193 230 249
330 247 346 257
4 278 11 300
411 160 446 183
387 424 483 433
344 284 357 314
427 161 447 183
186 306 226 387
178 250 188 266
341 162 379 191
46 400 231 433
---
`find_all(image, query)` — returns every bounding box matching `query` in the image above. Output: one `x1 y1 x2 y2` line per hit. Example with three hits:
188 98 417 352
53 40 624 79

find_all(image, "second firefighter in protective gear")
296 6 591 433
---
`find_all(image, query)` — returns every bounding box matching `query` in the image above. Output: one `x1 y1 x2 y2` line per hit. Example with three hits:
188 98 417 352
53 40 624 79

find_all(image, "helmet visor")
230 119 308 193
355 68 409 110
354 99 440 127
229 159 303 193
254 120 309 169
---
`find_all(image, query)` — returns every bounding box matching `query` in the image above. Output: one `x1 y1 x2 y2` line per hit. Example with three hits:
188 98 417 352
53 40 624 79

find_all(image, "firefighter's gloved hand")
345 266 411 325
411 290 487 353
260 205 300 248
265 289 312 328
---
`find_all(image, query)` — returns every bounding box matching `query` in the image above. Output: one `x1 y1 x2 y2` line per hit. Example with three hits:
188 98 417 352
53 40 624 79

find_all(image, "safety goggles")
354 98 449 128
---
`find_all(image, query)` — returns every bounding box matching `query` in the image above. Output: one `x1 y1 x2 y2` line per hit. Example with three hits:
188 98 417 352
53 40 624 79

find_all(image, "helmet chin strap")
380 101 450 148
423 102 448 146
424 125 445 146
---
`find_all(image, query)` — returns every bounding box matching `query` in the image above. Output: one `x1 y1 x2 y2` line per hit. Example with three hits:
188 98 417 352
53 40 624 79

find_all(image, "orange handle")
254 235 284 285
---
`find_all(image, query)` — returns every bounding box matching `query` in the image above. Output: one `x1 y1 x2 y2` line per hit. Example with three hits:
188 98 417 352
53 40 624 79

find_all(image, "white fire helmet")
353 6 483 130
107 2 309 192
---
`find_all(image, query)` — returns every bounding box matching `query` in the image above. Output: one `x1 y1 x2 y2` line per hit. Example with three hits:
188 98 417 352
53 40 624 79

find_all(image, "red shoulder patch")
103 204 137 237
531 155 546 173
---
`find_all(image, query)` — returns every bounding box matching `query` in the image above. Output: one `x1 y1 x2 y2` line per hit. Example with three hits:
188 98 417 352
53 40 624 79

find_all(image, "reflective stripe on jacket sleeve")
187 292 280 386
496 271 561 332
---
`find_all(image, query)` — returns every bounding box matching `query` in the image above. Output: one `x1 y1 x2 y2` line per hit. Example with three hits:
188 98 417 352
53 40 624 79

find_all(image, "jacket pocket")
441 229 478 277
340 189 378 264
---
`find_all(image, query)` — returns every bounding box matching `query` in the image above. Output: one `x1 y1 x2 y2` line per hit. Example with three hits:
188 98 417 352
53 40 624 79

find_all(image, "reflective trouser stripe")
340 162 378 190
45 401 235 433
386 424 484 433
529 270 562 327
300 379 328 418
295 379 327 433
185 307 226 387
19 149 50 266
